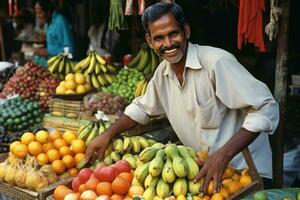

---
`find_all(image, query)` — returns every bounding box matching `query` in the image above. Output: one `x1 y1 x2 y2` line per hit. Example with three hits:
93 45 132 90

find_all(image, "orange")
65 80 77 90
74 153 85 164
56 85 67 94
75 73 85 85
49 130 63 142
68 168 79 176
14 143 28 158
63 130 77 145
207 180 214 195
54 138 67 150
96 182 112 196
112 176 130 195
85 177 100 192
21 132 35 144
47 149 61 162
43 142 55 153
111 194 125 200
76 85 87 94
203 195 211 200
59 146 73 156
37 153 49 165
240 175 252 188
241 169 249 176
53 185 72 200
78 184 86 194
222 166 235 179
51 160 66 175
128 185 144 198
71 139 85 154
59 81 67 88
118 172 133 183
232 173 240 182
211 193 224 200
28 141 42 156
62 155 75 169
10 141 21 154
35 130 49 144
220 187 230 198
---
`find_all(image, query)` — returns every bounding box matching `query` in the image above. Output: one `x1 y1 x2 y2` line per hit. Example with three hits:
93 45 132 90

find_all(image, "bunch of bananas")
127 47 160 76
101 135 157 168
133 143 203 199
47 54 74 80
74 51 117 90
77 120 111 145
134 79 149 98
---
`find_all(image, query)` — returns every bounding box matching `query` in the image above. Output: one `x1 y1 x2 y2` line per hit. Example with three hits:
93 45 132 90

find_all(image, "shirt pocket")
196 98 222 129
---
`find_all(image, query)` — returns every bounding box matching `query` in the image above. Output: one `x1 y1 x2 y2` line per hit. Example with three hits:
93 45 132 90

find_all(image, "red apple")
94 166 117 182
114 160 131 175
77 168 94 183
123 54 132 65
71 177 81 192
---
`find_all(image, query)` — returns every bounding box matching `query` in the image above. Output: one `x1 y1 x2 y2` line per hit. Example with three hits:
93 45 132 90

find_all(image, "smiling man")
86 2 279 192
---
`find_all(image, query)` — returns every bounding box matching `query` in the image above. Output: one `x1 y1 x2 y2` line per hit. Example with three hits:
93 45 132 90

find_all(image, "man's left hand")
193 148 231 194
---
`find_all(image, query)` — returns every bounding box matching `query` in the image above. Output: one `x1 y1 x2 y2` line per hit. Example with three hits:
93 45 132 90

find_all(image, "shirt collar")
163 42 202 76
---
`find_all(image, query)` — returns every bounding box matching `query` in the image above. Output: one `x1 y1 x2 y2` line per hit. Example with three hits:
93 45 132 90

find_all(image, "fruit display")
101 136 158 168
47 54 74 80
134 79 149 98
127 46 160 76
83 92 128 115
0 64 15 92
77 121 111 145
102 68 145 102
9 129 85 176
0 154 59 191
0 97 43 132
0 61 60 111
74 51 117 90
0 127 19 153
133 144 253 200
54 160 133 200
55 73 92 95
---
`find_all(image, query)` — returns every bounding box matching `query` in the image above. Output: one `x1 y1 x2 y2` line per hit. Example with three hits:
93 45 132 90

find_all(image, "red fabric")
237 0 266 52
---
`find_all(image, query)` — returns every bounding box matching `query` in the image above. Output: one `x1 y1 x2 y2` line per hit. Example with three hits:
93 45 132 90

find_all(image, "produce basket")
42 115 87 133
49 97 83 119
0 176 73 200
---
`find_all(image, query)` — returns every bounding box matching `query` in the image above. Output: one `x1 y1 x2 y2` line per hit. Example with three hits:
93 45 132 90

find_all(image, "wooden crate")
228 148 263 200
49 98 83 119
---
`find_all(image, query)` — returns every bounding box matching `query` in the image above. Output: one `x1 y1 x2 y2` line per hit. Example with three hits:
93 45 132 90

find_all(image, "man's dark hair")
141 3 186 33
35 0 55 13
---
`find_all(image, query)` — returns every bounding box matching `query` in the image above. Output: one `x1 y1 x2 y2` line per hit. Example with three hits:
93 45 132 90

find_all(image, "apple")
94 165 117 182
114 160 131 175
123 54 132 65
77 168 94 183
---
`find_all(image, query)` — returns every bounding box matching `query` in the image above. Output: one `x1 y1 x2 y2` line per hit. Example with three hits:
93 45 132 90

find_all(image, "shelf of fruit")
50 142 256 200
0 61 60 111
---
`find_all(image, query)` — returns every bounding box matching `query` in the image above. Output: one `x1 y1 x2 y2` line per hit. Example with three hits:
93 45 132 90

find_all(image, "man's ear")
184 23 190 39
145 33 153 49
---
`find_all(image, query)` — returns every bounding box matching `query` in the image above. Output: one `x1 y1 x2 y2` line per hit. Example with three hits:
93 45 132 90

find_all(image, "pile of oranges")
10 129 86 176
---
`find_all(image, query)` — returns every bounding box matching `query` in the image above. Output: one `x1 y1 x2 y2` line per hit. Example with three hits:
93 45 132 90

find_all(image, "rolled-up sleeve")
124 78 165 125
214 57 279 134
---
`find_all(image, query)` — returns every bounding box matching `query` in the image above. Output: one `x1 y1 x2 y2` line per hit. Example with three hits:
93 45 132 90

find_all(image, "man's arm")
194 128 259 193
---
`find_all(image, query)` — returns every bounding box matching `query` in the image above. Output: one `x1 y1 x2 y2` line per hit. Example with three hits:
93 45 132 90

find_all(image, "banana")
78 122 94 141
113 138 124 154
97 74 107 86
131 136 141 154
86 53 96 74
106 64 117 73
156 178 170 199
144 174 159 189
188 180 202 195
178 145 199 180
147 139 158 146
136 136 150 149
162 156 176 183
58 57 66 73
48 56 62 73
134 79 145 97
65 59 72 74
138 146 159 162
186 146 197 158
123 136 132 152
135 162 150 184
47 55 59 66
98 122 106 135
141 80 148 95
99 64 107 73
103 74 113 84
149 149 165 177
110 151 121 162
85 122 99 144
151 142 165 149
78 122 91 133
91 74 101 89
95 52 106 65
143 56 152 75
106 143 114 154
143 186 156 200
95 62 101 75
103 155 113 165
173 178 188 197
75 54 92 71
127 48 145 68
150 49 158 73
122 154 137 169
84 73 91 83
136 49 149 72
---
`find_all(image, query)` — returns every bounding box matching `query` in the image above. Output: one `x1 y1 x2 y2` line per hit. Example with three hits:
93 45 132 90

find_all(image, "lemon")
76 85 87 94
56 85 67 94
75 73 85 84
65 80 77 90
65 89 75 94
65 73 75 81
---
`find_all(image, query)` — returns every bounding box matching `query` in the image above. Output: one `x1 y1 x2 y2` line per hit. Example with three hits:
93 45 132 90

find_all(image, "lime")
253 191 268 200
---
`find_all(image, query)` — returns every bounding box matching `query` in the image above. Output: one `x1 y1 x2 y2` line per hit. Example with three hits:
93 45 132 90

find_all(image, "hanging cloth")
237 0 266 52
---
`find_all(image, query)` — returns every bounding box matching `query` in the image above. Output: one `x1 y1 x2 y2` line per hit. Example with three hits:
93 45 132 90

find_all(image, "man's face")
146 12 190 64
34 3 49 23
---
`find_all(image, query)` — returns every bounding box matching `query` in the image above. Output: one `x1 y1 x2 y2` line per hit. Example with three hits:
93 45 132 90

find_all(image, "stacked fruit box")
49 98 83 119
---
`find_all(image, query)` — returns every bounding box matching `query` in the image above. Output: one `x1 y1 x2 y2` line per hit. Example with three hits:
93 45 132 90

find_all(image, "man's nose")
163 37 173 48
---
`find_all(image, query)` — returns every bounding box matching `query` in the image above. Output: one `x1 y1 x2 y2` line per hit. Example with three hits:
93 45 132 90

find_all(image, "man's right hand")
85 131 112 163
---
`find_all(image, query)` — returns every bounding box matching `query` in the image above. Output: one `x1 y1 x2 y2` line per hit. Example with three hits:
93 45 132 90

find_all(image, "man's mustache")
159 43 181 54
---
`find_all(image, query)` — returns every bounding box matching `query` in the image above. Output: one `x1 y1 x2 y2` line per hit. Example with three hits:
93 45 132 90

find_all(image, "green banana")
149 149 165 177
178 145 199 180
156 178 170 198
97 74 107 86
106 64 117 73
98 122 106 135
144 174 159 189
110 151 121 162
113 138 124 154
78 122 94 141
127 48 145 68
85 122 99 144
138 146 159 162
135 161 150 184
162 156 176 183
47 55 59 66
150 49 158 73
142 186 156 200
131 136 141 154
136 49 149 72
104 74 114 84
103 155 113 165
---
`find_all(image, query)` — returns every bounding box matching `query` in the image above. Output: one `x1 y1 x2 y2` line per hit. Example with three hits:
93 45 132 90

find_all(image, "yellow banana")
99 64 107 73
47 55 59 65
85 53 96 74
136 136 150 149
113 138 124 154
134 79 145 97
65 59 72 74
141 80 148 95
106 64 117 73
58 56 66 73
75 55 91 71
123 136 132 152
95 62 101 75
48 56 62 73
97 74 107 86
95 52 106 65
131 136 141 154
104 74 113 84
91 74 101 89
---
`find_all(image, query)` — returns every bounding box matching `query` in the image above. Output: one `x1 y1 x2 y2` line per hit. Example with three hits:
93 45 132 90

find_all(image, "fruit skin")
156 178 170 198
135 136 150 149
173 178 188 197
138 146 158 162
162 156 176 183
131 137 141 154
134 161 150 184
142 186 156 200
253 191 268 200
144 174 159 189
188 180 202 195
178 145 199 180
165 144 187 178
149 149 165 177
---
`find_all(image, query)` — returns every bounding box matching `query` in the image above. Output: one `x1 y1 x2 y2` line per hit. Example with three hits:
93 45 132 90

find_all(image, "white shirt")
125 42 279 178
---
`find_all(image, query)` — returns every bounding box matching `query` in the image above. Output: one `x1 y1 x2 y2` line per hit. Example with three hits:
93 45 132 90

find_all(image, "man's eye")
154 37 162 41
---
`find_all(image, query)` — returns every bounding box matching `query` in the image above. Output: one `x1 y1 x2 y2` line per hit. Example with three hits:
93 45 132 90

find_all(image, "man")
34 0 75 57
86 3 279 193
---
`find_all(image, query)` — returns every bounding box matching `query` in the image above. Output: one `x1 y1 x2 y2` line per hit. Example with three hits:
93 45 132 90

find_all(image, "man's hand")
85 132 112 163
193 148 231 194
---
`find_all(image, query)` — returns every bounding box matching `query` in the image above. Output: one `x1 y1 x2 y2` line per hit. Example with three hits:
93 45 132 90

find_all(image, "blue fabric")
47 11 75 56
